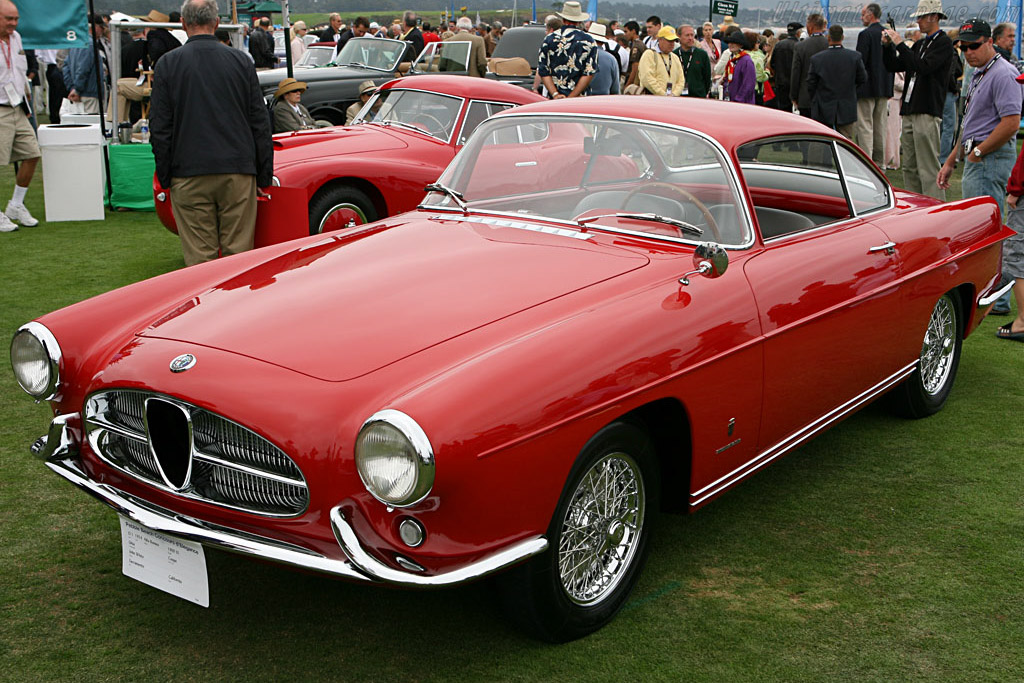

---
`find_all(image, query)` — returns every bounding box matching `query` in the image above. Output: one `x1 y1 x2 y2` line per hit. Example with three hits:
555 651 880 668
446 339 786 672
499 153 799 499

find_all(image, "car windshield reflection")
423 115 751 245
411 41 471 73
335 37 406 72
355 89 463 143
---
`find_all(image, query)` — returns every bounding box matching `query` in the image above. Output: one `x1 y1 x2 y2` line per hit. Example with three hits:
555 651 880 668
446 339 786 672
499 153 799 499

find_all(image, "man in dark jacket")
676 24 712 97
855 3 895 164
400 11 424 62
151 0 273 266
332 16 369 58
249 16 275 69
770 22 800 110
808 25 868 138
144 10 181 66
791 13 828 117
883 0 954 200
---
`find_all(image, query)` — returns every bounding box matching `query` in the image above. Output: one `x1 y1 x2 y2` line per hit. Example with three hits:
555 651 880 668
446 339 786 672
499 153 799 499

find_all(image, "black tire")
888 290 963 418
307 184 377 236
497 421 659 642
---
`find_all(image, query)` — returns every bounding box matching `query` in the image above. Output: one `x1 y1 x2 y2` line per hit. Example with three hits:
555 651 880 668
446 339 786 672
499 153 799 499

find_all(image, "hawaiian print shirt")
538 26 598 96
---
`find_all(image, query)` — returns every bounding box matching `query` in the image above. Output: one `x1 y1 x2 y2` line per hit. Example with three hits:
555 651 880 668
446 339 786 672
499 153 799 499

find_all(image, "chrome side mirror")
679 243 729 286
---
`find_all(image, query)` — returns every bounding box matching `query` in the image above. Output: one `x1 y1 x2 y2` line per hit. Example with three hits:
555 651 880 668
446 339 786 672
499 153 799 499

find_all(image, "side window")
837 146 890 214
458 102 513 146
737 138 852 239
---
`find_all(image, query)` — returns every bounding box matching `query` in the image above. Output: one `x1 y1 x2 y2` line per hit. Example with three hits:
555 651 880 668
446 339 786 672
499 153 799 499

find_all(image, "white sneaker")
6 200 38 227
0 211 18 232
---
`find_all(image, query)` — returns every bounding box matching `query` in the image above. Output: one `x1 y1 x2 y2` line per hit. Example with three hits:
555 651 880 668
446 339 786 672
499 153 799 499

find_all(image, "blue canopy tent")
997 0 1022 58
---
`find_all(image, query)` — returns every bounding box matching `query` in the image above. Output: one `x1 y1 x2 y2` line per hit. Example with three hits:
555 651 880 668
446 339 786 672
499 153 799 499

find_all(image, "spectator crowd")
0 0 1021 340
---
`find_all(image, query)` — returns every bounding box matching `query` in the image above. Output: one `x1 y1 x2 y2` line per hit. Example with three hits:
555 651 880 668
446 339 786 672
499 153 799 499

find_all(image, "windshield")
336 37 406 71
354 89 464 143
412 40 471 73
296 46 335 67
423 114 750 245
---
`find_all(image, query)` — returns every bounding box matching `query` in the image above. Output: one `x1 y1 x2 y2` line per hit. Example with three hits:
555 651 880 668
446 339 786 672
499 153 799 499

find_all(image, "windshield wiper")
577 212 703 237
424 182 468 213
380 119 431 135
342 61 393 73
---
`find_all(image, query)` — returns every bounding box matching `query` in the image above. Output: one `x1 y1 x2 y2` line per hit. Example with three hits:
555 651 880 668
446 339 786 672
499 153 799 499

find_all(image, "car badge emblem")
170 353 197 373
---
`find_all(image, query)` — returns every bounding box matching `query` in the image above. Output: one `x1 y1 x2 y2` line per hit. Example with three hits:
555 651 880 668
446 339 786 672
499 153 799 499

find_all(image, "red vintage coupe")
14 98 1013 642
154 75 543 244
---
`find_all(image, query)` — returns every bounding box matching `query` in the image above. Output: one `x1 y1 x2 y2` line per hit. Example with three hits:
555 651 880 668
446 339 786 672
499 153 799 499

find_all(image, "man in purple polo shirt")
938 18 1022 219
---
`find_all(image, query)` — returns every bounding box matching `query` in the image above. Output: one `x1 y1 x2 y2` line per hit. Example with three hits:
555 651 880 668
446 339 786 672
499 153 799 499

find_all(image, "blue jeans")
963 139 1017 310
938 92 957 164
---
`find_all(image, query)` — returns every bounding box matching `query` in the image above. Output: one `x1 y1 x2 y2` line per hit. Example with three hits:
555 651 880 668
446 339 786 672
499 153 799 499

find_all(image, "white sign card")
120 516 210 607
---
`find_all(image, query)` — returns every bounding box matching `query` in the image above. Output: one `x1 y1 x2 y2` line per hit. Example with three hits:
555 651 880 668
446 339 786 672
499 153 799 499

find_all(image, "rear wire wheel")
498 422 658 642
889 290 963 418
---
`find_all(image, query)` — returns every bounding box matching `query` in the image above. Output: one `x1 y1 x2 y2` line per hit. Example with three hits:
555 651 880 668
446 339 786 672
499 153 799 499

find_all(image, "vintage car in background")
272 29 320 67
154 76 543 242
411 25 545 89
14 98 1012 642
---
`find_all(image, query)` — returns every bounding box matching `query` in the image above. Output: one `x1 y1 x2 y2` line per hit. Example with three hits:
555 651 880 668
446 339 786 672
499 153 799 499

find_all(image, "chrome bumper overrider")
34 415 548 587
979 277 1015 307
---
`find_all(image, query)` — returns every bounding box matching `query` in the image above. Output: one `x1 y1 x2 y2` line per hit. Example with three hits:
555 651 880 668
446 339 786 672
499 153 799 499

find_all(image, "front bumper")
35 415 548 587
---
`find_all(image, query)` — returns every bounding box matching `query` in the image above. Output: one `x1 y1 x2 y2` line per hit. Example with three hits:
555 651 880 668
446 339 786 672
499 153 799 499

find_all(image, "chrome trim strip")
429 213 592 240
192 451 307 486
690 361 918 506
36 432 547 587
330 506 548 586
979 278 1015 306
85 413 144 441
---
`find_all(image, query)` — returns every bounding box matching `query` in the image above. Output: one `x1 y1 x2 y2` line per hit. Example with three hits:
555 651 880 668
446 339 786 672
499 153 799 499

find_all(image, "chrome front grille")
84 389 308 517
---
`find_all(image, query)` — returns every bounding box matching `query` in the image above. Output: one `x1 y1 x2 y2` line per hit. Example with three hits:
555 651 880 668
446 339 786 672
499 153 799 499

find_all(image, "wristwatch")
972 147 984 159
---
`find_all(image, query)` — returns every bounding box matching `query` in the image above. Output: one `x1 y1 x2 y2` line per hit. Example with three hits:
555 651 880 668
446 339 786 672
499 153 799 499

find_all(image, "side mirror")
679 242 729 285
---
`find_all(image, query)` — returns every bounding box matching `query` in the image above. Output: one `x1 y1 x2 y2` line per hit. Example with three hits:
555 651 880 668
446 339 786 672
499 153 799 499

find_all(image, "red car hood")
272 124 411 166
139 215 649 381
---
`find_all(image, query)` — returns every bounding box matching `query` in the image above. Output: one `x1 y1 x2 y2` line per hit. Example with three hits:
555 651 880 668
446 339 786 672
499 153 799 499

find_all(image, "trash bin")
38 123 105 222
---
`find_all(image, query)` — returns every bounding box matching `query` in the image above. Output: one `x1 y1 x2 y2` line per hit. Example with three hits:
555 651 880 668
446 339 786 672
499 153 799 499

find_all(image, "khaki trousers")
854 97 888 166
900 113 944 201
170 174 257 267
115 78 147 122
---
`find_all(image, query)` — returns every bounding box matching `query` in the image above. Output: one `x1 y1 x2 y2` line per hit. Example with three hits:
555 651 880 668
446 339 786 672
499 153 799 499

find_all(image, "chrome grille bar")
84 389 308 517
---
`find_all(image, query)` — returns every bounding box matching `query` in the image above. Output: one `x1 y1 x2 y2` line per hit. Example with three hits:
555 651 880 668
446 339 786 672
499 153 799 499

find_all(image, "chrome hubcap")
558 452 645 606
920 296 956 396
318 203 367 234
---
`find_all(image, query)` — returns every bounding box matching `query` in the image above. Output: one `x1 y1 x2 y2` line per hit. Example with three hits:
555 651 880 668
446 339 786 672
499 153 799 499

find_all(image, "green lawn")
0 148 1020 681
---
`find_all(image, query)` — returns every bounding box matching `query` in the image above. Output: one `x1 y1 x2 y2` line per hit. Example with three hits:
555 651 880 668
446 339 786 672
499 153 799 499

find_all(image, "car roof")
380 75 545 104
502 96 847 150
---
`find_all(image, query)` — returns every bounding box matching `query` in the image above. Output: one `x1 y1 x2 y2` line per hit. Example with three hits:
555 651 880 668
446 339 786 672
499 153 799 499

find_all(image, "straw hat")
911 0 947 19
717 15 738 31
142 10 170 23
358 80 377 97
274 78 307 98
587 22 608 41
555 1 589 23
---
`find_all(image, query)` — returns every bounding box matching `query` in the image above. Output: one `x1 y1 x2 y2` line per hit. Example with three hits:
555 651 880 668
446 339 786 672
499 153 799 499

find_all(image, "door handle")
869 241 896 255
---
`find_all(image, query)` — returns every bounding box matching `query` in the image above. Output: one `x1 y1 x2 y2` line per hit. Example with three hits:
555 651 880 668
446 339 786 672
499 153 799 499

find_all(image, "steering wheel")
408 113 447 137
623 182 721 241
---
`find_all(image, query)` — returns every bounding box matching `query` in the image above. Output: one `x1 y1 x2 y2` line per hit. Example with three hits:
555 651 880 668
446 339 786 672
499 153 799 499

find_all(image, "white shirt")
0 31 28 106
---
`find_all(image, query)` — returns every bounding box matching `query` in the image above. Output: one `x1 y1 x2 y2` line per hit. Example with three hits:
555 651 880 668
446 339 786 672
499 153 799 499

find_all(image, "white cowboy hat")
556 1 589 23
911 0 947 19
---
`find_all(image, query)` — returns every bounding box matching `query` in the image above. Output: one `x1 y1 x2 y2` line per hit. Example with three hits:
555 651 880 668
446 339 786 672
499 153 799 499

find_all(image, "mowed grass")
0 146 1021 682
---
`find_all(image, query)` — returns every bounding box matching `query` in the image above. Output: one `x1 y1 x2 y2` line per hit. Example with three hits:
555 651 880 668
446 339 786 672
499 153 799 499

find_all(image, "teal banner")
17 0 89 49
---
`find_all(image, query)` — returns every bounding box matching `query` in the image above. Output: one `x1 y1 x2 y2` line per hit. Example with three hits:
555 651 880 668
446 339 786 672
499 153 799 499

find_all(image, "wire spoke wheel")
919 295 956 396
557 452 645 606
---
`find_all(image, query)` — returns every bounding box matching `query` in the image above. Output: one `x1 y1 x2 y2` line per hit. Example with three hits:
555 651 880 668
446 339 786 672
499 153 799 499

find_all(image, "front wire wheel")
889 291 963 418
498 422 658 642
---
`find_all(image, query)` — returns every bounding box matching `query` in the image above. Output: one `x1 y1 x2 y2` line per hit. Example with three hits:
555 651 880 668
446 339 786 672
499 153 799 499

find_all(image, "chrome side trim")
330 506 548 586
690 361 918 507
979 278 1015 306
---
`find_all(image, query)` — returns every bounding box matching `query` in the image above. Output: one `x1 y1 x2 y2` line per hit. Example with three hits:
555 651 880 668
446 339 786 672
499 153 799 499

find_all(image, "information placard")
120 517 210 607
713 1 739 16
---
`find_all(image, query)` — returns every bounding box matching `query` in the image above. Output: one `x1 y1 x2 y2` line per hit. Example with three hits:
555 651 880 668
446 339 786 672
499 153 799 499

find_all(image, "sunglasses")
963 41 985 50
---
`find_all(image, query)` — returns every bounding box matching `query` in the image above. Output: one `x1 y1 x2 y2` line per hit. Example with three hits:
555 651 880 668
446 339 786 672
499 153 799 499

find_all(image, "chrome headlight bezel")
10 321 62 401
354 409 434 508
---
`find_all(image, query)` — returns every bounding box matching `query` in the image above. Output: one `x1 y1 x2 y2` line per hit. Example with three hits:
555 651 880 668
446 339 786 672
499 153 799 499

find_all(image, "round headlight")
10 322 61 400
355 410 434 507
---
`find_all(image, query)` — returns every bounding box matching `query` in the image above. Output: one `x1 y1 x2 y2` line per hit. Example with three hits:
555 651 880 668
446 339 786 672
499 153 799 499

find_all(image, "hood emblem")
170 353 197 373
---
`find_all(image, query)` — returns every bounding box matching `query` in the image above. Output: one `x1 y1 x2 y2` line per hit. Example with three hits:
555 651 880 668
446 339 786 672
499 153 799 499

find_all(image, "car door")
738 137 904 453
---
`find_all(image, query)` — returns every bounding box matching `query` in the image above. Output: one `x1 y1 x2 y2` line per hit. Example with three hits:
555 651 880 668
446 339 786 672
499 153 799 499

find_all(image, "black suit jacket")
770 36 798 100
122 37 149 79
249 27 276 68
402 27 424 61
807 46 868 127
882 30 953 117
147 28 181 66
856 22 894 98
791 33 828 109
151 35 273 188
